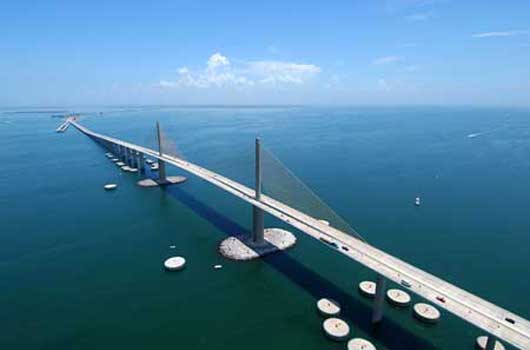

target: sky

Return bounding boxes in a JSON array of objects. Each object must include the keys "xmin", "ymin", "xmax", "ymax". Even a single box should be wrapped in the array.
[{"xmin": 1, "ymin": 0, "xmax": 530, "ymax": 106}]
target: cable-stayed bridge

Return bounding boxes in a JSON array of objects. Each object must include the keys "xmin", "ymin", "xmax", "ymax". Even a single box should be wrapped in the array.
[{"xmin": 69, "ymin": 119, "xmax": 530, "ymax": 350}]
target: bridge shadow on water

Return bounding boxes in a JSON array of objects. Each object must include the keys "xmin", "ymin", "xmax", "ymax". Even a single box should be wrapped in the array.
[{"xmin": 162, "ymin": 185, "xmax": 435, "ymax": 350}]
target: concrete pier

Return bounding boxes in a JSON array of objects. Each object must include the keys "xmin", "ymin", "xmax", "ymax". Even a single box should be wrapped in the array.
[
  {"xmin": 219, "ymin": 228, "xmax": 296, "ymax": 260},
  {"xmin": 136, "ymin": 152, "xmax": 144, "ymax": 172},
  {"xmin": 137, "ymin": 176, "xmax": 187, "ymax": 187},
  {"xmin": 323, "ymin": 318, "xmax": 350, "ymax": 341},
  {"xmin": 386, "ymin": 289, "xmax": 411, "ymax": 307},
  {"xmin": 359, "ymin": 281, "xmax": 376, "ymax": 298},
  {"xmin": 127, "ymin": 148, "xmax": 135, "ymax": 167},
  {"xmin": 120, "ymin": 145, "xmax": 126, "ymax": 162},
  {"xmin": 476, "ymin": 336, "xmax": 505, "ymax": 350},
  {"xmin": 164, "ymin": 256, "xmax": 186, "ymax": 271},
  {"xmin": 347, "ymin": 338, "xmax": 376, "ymax": 350},
  {"xmin": 252, "ymin": 137, "xmax": 265, "ymax": 244},
  {"xmin": 317, "ymin": 298, "xmax": 341, "ymax": 316},
  {"xmin": 126, "ymin": 148, "xmax": 133, "ymax": 167},
  {"xmin": 413, "ymin": 303, "xmax": 440, "ymax": 323},
  {"xmin": 372, "ymin": 275, "xmax": 386, "ymax": 324}
]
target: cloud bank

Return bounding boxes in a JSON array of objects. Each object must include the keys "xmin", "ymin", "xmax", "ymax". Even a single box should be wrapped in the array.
[
  {"xmin": 159, "ymin": 53, "xmax": 321, "ymax": 89},
  {"xmin": 472, "ymin": 30, "xmax": 528, "ymax": 38},
  {"xmin": 372, "ymin": 56, "xmax": 402, "ymax": 65}
]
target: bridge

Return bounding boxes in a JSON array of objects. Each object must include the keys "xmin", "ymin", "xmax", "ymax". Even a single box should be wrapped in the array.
[{"xmin": 69, "ymin": 119, "xmax": 530, "ymax": 350}]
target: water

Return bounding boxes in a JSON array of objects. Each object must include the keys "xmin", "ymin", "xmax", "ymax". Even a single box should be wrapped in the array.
[{"xmin": 1, "ymin": 106, "xmax": 529, "ymax": 350}]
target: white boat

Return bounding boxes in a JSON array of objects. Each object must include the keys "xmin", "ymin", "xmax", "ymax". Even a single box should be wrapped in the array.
[
  {"xmin": 150, "ymin": 163, "xmax": 159, "ymax": 171},
  {"xmin": 146, "ymin": 159, "xmax": 154, "ymax": 165},
  {"xmin": 104, "ymin": 183, "xmax": 118, "ymax": 191},
  {"xmin": 415, "ymin": 197, "xmax": 421, "ymax": 206}
]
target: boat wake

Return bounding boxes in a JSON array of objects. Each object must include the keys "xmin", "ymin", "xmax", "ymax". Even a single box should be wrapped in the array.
[{"xmin": 467, "ymin": 124, "xmax": 509, "ymax": 139}]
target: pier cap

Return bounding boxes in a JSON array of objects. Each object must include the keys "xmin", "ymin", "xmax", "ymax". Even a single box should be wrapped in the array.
[
  {"xmin": 386, "ymin": 289, "xmax": 411, "ymax": 306},
  {"xmin": 164, "ymin": 256, "xmax": 186, "ymax": 271},
  {"xmin": 322, "ymin": 318, "xmax": 350, "ymax": 341},
  {"xmin": 413, "ymin": 303, "xmax": 440, "ymax": 323},
  {"xmin": 358, "ymin": 281, "xmax": 376, "ymax": 298},
  {"xmin": 317, "ymin": 298, "xmax": 341, "ymax": 316},
  {"xmin": 476, "ymin": 336, "xmax": 505, "ymax": 350},
  {"xmin": 347, "ymin": 338, "xmax": 376, "ymax": 350}
]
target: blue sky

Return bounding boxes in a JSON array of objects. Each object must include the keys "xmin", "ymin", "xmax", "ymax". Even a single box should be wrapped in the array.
[{"xmin": 1, "ymin": 0, "xmax": 529, "ymax": 106}]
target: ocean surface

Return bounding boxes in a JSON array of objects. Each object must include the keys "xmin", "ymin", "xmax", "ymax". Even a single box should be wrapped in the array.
[{"xmin": 0, "ymin": 106, "xmax": 529, "ymax": 350}]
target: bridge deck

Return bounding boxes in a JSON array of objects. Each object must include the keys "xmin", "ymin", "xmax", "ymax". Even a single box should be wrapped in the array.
[{"xmin": 71, "ymin": 120, "xmax": 530, "ymax": 350}]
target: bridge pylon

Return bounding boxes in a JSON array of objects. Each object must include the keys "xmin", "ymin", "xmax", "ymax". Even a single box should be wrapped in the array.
[
  {"xmin": 252, "ymin": 137, "xmax": 265, "ymax": 244},
  {"xmin": 156, "ymin": 121, "xmax": 167, "ymax": 182}
]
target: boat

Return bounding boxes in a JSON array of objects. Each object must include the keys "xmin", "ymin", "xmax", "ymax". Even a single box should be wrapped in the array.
[
  {"xmin": 104, "ymin": 183, "xmax": 118, "ymax": 191},
  {"xmin": 415, "ymin": 197, "xmax": 421, "ymax": 206},
  {"xmin": 150, "ymin": 163, "xmax": 159, "ymax": 171}
]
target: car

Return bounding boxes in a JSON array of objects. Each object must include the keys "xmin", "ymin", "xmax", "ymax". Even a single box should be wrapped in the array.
[
  {"xmin": 505, "ymin": 317, "xmax": 516, "ymax": 324},
  {"xmin": 400, "ymin": 280, "xmax": 412, "ymax": 288},
  {"xmin": 319, "ymin": 237, "xmax": 338, "ymax": 249},
  {"xmin": 436, "ymin": 296, "xmax": 446, "ymax": 303}
]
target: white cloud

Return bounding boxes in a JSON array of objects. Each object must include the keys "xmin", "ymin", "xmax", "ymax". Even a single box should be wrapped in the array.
[
  {"xmin": 207, "ymin": 52, "xmax": 230, "ymax": 69},
  {"xmin": 399, "ymin": 43, "xmax": 418, "ymax": 48},
  {"xmin": 159, "ymin": 52, "xmax": 321, "ymax": 89},
  {"xmin": 248, "ymin": 60, "xmax": 320, "ymax": 85},
  {"xmin": 405, "ymin": 13, "xmax": 431, "ymax": 21},
  {"xmin": 378, "ymin": 79, "xmax": 391, "ymax": 91},
  {"xmin": 373, "ymin": 56, "xmax": 402, "ymax": 65},
  {"xmin": 266, "ymin": 45, "xmax": 280, "ymax": 54},
  {"xmin": 403, "ymin": 65, "xmax": 421, "ymax": 72},
  {"xmin": 472, "ymin": 30, "xmax": 527, "ymax": 38}
]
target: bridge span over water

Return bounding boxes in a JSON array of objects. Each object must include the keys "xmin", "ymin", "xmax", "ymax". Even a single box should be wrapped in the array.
[{"xmin": 69, "ymin": 120, "xmax": 530, "ymax": 350}]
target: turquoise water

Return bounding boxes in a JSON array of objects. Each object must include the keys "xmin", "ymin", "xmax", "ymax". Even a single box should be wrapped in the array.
[{"xmin": 1, "ymin": 106, "xmax": 529, "ymax": 349}]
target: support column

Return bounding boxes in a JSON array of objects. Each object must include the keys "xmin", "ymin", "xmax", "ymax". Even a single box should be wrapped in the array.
[
  {"xmin": 137, "ymin": 152, "xmax": 144, "ymax": 172},
  {"xmin": 372, "ymin": 274, "xmax": 386, "ymax": 324},
  {"xmin": 156, "ymin": 121, "xmax": 167, "ymax": 182},
  {"xmin": 125, "ymin": 148, "xmax": 132, "ymax": 166},
  {"xmin": 121, "ymin": 146, "xmax": 127, "ymax": 162},
  {"xmin": 131, "ymin": 150, "xmax": 138, "ymax": 168},
  {"xmin": 485, "ymin": 335, "xmax": 498, "ymax": 350},
  {"xmin": 252, "ymin": 137, "xmax": 264, "ymax": 244}
]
